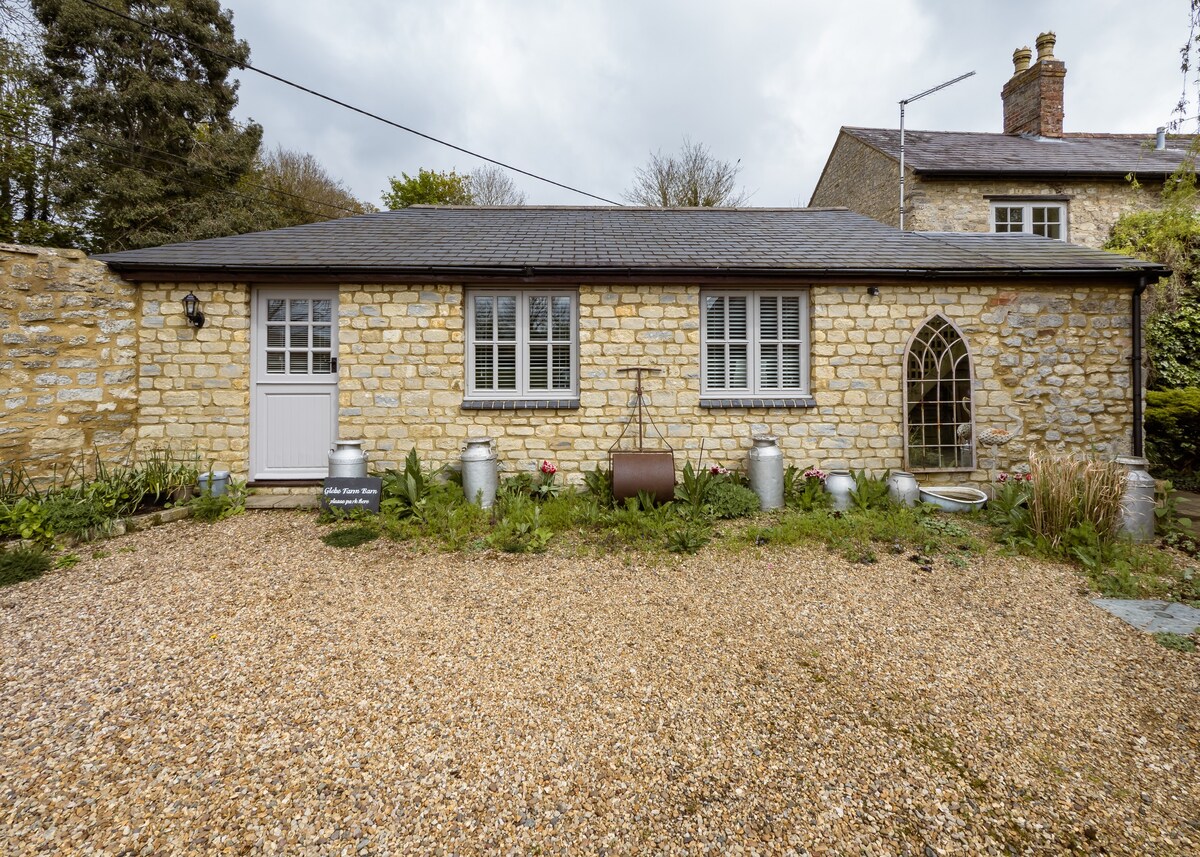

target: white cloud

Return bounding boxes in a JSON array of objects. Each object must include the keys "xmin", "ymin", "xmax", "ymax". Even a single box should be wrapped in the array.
[{"xmin": 222, "ymin": 0, "xmax": 1192, "ymax": 208}]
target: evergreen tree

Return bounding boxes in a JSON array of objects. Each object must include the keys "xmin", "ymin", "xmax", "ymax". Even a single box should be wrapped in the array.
[{"xmin": 31, "ymin": 0, "xmax": 262, "ymax": 251}]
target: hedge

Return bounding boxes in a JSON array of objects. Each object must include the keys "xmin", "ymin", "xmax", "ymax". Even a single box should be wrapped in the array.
[{"xmin": 1145, "ymin": 387, "xmax": 1200, "ymax": 477}]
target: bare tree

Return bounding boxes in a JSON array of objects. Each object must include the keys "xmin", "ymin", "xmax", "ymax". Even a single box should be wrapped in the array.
[
  {"xmin": 468, "ymin": 164, "xmax": 527, "ymax": 205},
  {"xmin": 625, "ymin": 137, "xmax": 750, "ymax": 207},
  {"xmin": 257, "ymin": 146, "xmax": 374, "ymax": 225}
]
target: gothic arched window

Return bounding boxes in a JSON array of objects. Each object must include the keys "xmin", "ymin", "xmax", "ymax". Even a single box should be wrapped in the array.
[{"xmin": 904, "ymin": 315, "xmax": 974, "ymax": 471}]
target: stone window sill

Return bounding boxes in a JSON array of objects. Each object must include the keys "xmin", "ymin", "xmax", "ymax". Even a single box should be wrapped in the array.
[
  {"xmin": 699, "ymin": 397, "xmax": 817, "ymax": 409},
  {"xmin": 461, "ymin": 398, "xmax": 580, "ymax": 411}
]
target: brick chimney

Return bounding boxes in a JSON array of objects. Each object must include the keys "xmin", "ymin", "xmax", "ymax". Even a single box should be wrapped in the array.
[{"xmin": 1001, "ymin": 32, "xmax": 1065, "ymax": 137}]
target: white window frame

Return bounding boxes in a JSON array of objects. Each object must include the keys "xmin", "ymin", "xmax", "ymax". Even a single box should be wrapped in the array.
[
  {"xmin": 989, "ymin": 201, "xmax": 1068, "ymax": 241},
  {"xmin": 700, "ymin": 289, "xmax": 811, "ymax": 398},
  {"xmin": 465, "ymin": 288, "xmax": 578, "ymax": 400}
]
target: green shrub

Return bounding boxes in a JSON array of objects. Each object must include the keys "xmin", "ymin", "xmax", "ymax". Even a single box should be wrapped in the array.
[
  {"xmin": 1154, "ymin": 632, "xmax": 1197, "ymax": 653},
  {"xmin": 848, "ymin": 469, "xmax": 892, "ymax": 512},
  {"xmin": 705, "ymin": 480, "xmax": 760, "ymax": 519},
  {"xmin": 0, "ymin": 546, "xmax": 51, "ymax": 586},
  {"xmin": 675, "ymin": 462, "xmax": 714, "ymax": 514},
  {"xmin": 322, "ymin": 525, "xmax": 380, "ymax": 548},
  {"xmin": 1145, "ymin": 387, "xmax": 1200, "ymax": 477},
  {"xmin": 380, "ymin": 448, "xmax": 429, "ymax": 520},
  {"xmin": 785, "ymin": 466, "xmax": 831, "ymax": 512},
  {"xmin": 582, "ymin": 466, "xmax": 614, "ymax": 508},
  {"xmin": 666, "ymin": 523, "xmax": 710, "ymax": 554},
  {"xmin": 40, "ymin": 494, "xmax": 112, "ymax": 538},
  {"xmin": 1146, "ymin": 300, "xmax": 1200, "ymax": 390},
  {"xmin": 0, "ymin": 497, "xmax": 53, "ymax": 544},
  {"xmin": 489, "ymin": 506, "xmax": 552, "ymax": 553},
  {"xmin": 190, "ymin": 479, "xmax": 247, "ymax": 523}
]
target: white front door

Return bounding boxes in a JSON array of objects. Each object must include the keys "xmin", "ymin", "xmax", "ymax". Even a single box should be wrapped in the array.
[{"xmin": 250, "ymin": 288, "xmax": 339, "ymax": 481}]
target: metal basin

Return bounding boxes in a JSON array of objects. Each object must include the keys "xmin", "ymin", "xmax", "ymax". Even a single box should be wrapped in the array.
[{"xmin": 918, "ymin": 486, "xmax": 988, "ymax": 513}]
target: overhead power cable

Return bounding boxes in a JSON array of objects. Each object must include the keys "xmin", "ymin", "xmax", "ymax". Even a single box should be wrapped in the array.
[{"xmin": 77, "ymin": 0, "xmax": 623, "ymax": 205}]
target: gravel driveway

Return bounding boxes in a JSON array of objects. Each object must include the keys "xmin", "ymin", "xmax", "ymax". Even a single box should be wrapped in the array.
[{"xmin": 2, "ymin": 512, "xmax": 1198, "ymax": 855}]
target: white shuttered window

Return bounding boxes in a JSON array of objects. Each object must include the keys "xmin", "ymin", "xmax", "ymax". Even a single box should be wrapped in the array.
[
  {"xmin": 467, "ymin": 290, "xmax": 576, "ymax": 399},
  {"xmin": 701, "ymin": 291, "xmax": 810, "ymax": 396}
]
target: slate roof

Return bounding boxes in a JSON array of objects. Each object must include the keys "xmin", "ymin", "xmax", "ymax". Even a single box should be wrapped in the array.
[
  {"xmin": 95, "ymin": 206, "xmax": 1164, "ymax": 280},
  {"xmin": 842, "ymin": 127, "xmax": 1196, "ymax": 177}
]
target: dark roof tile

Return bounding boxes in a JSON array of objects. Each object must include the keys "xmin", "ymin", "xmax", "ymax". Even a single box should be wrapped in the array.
[
  {"xmin": 95, "ymin": 206, "xmax": 1163, "ymax": 278},
  {"xmin": 844, "ymin": 127, "xmax": 1195, "ymax": 176}
]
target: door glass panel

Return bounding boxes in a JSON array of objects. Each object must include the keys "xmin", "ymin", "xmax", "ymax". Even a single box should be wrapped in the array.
[
  {"xmin": 289, "ymin": 351, "xmax": 308, "ymax": 373},
  {"xmin": 289, "ymin": 326, "xmax": 309, "ymax": 348},
  {"xmin": 266, "ymin": 325, "xmax": 285, "ymax": 348},
  {"xmin": 266, "ymin": 352, "xmax": 285, "ymax": 374},
  {"xmin": 312, "ymin": 299, "xmax": 332, "ymax": 322},
  {"xmin": 267, "ymin": 299, "xmax": 286, "ymax": 322},
  {"xmin": 290, "ymin": 299, "xmax": 309, "ymax": 322},
  {"xmin": 311, "ymin": 352, "xmax": 332, "ymax": 374},
  {"xmin": 312, "ymin": 326, "xmax": 331, "ymax": 349}
]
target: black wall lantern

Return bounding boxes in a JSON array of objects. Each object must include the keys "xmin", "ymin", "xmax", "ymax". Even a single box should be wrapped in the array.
[{"xmin": 182, "ymin": 292, "xmax": 205, "ymax": 328}]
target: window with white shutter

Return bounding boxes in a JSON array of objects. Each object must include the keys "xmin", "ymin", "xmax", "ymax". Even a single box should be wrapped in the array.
[
  {"xmin": 701, "ymin": 290, "xmax": 810, "ymax": 397},
  {"xmin": 466, "ymin": 290, "xmax": 577, "ymax": 400}
]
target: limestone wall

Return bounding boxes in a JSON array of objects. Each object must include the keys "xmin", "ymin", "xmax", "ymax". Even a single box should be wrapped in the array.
[
  {"xmin": 809, "ymin": 133, "xmax": 903, "ymax": 226},
  {"xmin": 148, "ymin": 280, "xmax": 1136, "ymax": 487},
  {"xmin": 900, "ymin": 176, "xmax": 1161, "ymax": 249},
  {"xmin": 0, "ymin": 245, "xmax": 139, "ymax": 480},
  {"xmin": 134, "ymin": 283, "xmax": 250, "ymax": 473}
]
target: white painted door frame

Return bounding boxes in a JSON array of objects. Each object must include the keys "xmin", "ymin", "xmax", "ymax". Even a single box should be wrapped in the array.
[{"xmin": 249, "ymin": 287, "xmax": 339, "ymax": 481}]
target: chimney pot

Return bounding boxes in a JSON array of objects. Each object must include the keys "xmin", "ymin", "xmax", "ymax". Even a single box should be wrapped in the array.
[
  {"xmin": 1002, "ymin": 33, "xmax": 1065, "ymax": 137},
  {"xmin": 1036, "ymin": 31, "xmax": 1057, "ymax": 62},
  {"xmin": 1156, "ymin": 126, "xmax": 1167, "ymax": 150}
]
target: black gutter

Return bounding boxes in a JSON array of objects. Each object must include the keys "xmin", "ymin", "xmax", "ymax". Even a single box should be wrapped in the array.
[
  {"xmin": 1132, "ymin": 275, "xmax": 1149, "ymax": 458},
  {"xmin": 99, "ymin": 263, "xmax": 1169, "ymax": 282}
]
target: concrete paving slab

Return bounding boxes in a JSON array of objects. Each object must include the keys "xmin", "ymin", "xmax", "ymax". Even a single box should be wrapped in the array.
[
  {"xmin": 1092, "ymin": 599, "xmax": 1200, "ymax": 635},
  {"xmin": 246, "ymin": 494, "xmax": 320, "ymax": 510}
]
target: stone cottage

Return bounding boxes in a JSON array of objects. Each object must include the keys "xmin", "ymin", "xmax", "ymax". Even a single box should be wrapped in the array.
[
  {"xmin": 74, "ymin": 205, "xmax": 1162, "ymax": 490},
  {"xmin": 809, "ymin": 32, "xmax": 1195, "ymax": 248}
]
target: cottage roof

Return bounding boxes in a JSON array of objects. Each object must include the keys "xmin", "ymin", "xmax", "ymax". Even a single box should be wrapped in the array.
[
  {"xmin": 842, "ymin": 126, "xmax": 1195, "ymax": 178},
  {"xmin": 96, "ymin": 206, "xmax": 1164, "ymax": 281}
]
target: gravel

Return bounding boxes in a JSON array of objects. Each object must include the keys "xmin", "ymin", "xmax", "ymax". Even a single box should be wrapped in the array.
[{"xmin": 2, "ymin": 512, "xmax": 1198, "ymax": 855}]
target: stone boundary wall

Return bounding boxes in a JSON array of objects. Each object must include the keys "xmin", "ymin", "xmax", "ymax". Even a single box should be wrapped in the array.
[
  {"xmin": 141, "ymin": 280, "xmax": 1136, "ymax": 488},
  {"xmin": 0, "ymin": 245, "xmax": 139, "ymax": 481}
]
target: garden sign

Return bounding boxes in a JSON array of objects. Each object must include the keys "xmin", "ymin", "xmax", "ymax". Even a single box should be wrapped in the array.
[{"xmin": 321, "ymin": 477, "xmax": 382, "ymax": 513}]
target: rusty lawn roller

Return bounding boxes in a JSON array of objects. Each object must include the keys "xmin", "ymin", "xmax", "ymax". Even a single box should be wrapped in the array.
[{"xmin": 609, "ymin": 366, "xmax": 675, "ymax": 505}]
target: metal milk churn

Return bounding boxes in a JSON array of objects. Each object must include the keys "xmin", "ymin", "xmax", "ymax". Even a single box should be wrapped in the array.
[
  {"xmin": 1115, "ymin": 455, "xmax": 1156, "ymax": 543},
  {"xmin": 328, "ymin": 440, "xmax": 368, "ymax": 478},
  {"xmin": 825, "ymin": 469, "xmax": 855, "ymax": 512},
  {"xmin": 461, "ymin": 436, "xmax": 498, "ymax": 508},
  {"xmin": 748, "ymin": 434, "xmax": 784, "ymax": 510},
  {"xmin": 887, "ymin": 470, "xmax": 920, "ymax": 507}
]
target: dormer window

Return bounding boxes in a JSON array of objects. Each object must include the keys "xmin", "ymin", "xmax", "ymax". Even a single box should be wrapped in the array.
[{"xmin": 990, "ymin": 201, "xmax": 1066, "ymax": 240}]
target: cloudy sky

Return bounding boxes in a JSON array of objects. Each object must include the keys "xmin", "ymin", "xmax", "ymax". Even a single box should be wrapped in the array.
[{"xmin": 220, "ymin": 0, "xmax": 1191, "ymax": 209}]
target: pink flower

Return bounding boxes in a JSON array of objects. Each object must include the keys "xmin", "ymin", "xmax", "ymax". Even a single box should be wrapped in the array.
[
  {"xmin": 540, "ymin": 460, "xmax": 557, "ymax": 476},
  {"xmin": 997, "ymin": 472, "xmax": 1009, "ymax": 483},
  {"xmin": 802, "ymin": 468, "xmax": 827, "ymax": 483},
  {"xmin": 710, "ymin": 465, "xmax": 730, "ymax": 476}
]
